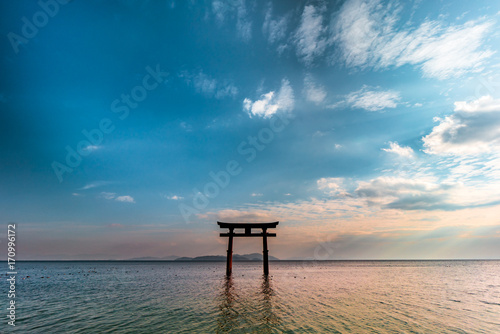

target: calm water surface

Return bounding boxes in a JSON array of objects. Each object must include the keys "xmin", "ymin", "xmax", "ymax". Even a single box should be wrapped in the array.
[{"xmin": 4, "ymin": 260, "xmax": 500, "ymax": 333}]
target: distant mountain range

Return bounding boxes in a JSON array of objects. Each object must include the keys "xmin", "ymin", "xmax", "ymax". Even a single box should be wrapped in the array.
[
  {"xmin": 126, "ymin": 253, "xmax": 279, "ymax": 261},
  {"xmin": 127, "ymin": 255, "xmax": 180, "ymax": 261}
]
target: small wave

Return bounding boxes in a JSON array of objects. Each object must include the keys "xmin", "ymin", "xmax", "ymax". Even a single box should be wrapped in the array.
[{"xmin": 480, "ymin": 300, "xmax": 500, "ymax": 306}]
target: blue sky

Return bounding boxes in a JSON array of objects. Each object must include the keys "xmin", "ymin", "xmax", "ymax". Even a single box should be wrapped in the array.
[{"xmin": 1, "ymin": 0, "xmax": 500, "ymax": 260}]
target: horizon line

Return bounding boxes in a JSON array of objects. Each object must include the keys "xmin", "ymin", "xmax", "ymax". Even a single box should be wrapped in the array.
[{"xmin": 5, "ymin": 258, "xmax": 500, "ymax": 262}]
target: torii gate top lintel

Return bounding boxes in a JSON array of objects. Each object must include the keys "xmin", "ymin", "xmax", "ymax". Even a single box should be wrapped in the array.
[
  {"xmin": 217, "ymin": 221, "xmax": 279, "ymax": 276},
  {"xmin": 217, "ymin": 221, "xmax": 279, "ymax": 229},
  {"xmin": 217, "ymin": 221, "xmax": 278, "ymax": 237}
]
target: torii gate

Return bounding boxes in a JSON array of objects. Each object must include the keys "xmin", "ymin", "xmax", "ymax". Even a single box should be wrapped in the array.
[{"xmin": 218, "ymin": 221, "xmax": 279, "ymax": 276}]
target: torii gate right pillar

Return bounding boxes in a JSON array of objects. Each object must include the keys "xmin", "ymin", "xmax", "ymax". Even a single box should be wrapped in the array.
[
  {"xmin": 226, "ymin": 228, "xmax": 234, "ymax": 276},
  {"xmin": 262, "ymin": 228, "xmax": 269, "ymax": 275}
]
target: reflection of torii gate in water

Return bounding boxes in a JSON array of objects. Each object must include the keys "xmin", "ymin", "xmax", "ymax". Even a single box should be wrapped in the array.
[{"xmin": 218, "ymin": 221, "xmax": 279, "ymax": 276}]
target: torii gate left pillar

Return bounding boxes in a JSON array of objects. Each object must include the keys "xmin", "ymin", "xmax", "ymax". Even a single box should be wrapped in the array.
[{"xmin": 218, "ymin": 221, "xmax": 279, "ymax": 276}]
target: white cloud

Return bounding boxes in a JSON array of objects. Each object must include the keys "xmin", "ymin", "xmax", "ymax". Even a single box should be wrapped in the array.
[
  {"xmin": 454, "ymin": 95, "xmax": 500, "ymax": 112},
  {"xmin": 423, "ymin": 95, "xmax": 500, "ymax": 155},
  {"xmin": 100, "ymin": 192, "xmax": 116, "ymax": 200},
  {"xmin": 303, "ymin": 74, "xmax": 327, "ymax": 104},
  {"xmin": 115, "ymin": 195, "xmax": 135, "ymax": 203},
  {"xmin": 166, "ymin": 195, "xmax": 183, "ymax": 200},
  {"xmin": 333, "ymin": 0, "xmax": 494, "ymax": 79},
  {"xmin": 398, "ymin": 21, "xmax": 494, "ymax": 79},
  {"xmin": 317, "ymin": 177, "xmax": 348, "ymax": 196},
  {"xmin": 181, "ymin": 71, "xmax": 238, "ymax": 99},
  {"xmin": 354, "ymin": 174, "xmax": 500, "ymax": 211},
  {"xmin": 333, "ymin": 0, "xmax": 390, "ymax": 68},
  {"xmin": 343, "ymin": 85, "xmax": 401, "ymax": 111},
  {"xmin": 243, "ymin": 79, "xmax": 294, "ymax": 118},
  {"xmin": 294, "ymin": 4, "xmax": 328, "ymax": 66},
  {"xmin": 251, "ymin": 193, "xmax": 263, "ymax": 197},
  {"xmin": 382, "ymin": 141, "xmax": 414, "ymax": 158},
  {"xmin": 356, "ymin": 177, "xmax": 437, "ymax": 198},
  {"xmin": 262, "ymin": 5, "xmax": 288, "ymax": 45},
  {"xmin": 355, "ymin": 176, "xmax": 455, "ymax": 210},
  {"xmin": 83, "ymin": 145, "xmax": 100, "ymax": 152}
]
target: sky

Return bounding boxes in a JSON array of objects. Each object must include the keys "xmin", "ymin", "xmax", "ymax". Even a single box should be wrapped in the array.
[{"xmin": 1, "ymin": 0, "xmax": 500, "ymax": 260}]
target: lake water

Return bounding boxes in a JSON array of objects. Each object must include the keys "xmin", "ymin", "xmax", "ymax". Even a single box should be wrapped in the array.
[{"xmin": 4, "ymin": 260, "xmax": 500, "ymax": 333}]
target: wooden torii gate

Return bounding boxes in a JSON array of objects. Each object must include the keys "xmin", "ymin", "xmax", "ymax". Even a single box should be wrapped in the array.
[{"xmin": 218, "ymin": 221, "xmax": 279, "ymax": 276}]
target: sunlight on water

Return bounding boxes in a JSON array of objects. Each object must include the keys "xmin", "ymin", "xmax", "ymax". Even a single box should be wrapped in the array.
[{"xmin": 5, "ymin": 261, "xmax": 500, "ymax": 333}]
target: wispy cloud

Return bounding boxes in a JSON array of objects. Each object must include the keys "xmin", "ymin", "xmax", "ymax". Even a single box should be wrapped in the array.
[
  {"xmin": 192, "ymin": 72, "xmax": 216, "ymax": 95},
  {"xmin": 80, "ymin": 180, "xmax": 112, "ymax": 190},
  {"xmin": 262, "ymin": 4, "xmax": 288, "ymax": 45},
  {"xmin": 235, "ymin": 0, "xmax": 251, "ymax": 41},
  {"xmin": 382, "ymin": 141, "xmax": 414, "ymax": 158},
  {"xmin": 332, "ymin": 0, "xmax": 400, "ymax": 68},
  {"xmin": 332, "ymin": 0, "xmax": 494, "ymax": 79},
  {"xmin": 179, "ymin": 121, "xmax": 192, "ymax": 132},
  {"xmin": 214, "ymin": 84, "xmax": 239, "ymax": 99},
  {"xmin": 212, "ymin": 0, "xmax": 227, "ymax": 23},
  {"xmin": 294, "ymin": 4, "xmax": 328, "ymax": 66},
  {"xmin": 335, "ymin": 85, "xmax": 401, "ymax": 111},
  {"xmin": 100, "ymin": 192, "xmax": 116, "ymax": 200},
  {"xmin": 204, "ymin": 194, "xmax": 500, "ymax": 236},
  {"xmin": 243, "ymin": 78, "xmax": 294, "ymax": 118},
  {"xmin": 423, "ymin": 95, "xmax": 500, "ymax": 155},
  {"xmin": 198, "ymin": 209, "xmax": 275, "ymax": 222},
  {"xmin": 303, "ymin": 74, "xmax": 327, "ymax": 104},
  {"xmin": 99, "ymin": 192, "xmax": 135, "ymax": 203},
  {"xmin": 212, "ymin": 0, "xmax": 252, "ymax": 41},
  {"xmin": 180, "ymin": 70, "xmax": 238, "ymax": 99}
]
